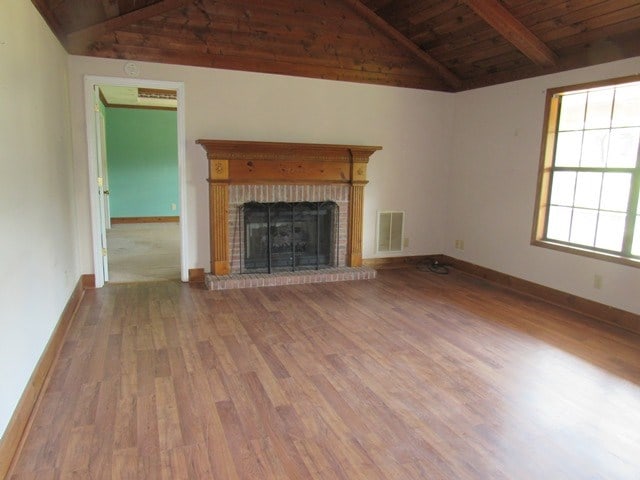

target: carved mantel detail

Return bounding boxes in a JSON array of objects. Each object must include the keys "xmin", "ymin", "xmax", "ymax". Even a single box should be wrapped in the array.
[{"xmin": 196, "ymin": 139, "xmax": 382, "ymax": 275}]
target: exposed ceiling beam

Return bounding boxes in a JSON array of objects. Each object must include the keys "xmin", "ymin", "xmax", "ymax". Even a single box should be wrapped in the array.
[
  {"xmin": 340, "ymin": 0, "xmax": 463, "ymax": 90},
  {"xmin": 65, "ymin": 0, "xmax": 191, "ymax": 53},
  {"xmin": 462, "ymin": 0, "xmax": 557, "ymax": 67}
]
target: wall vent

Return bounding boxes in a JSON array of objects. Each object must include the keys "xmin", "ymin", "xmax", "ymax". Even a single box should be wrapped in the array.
[{"xmin": 377, "ymin": 211, "xmax": 404, "ymax": 253}]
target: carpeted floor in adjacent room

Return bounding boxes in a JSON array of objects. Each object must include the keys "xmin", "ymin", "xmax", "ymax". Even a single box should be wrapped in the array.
[{"xmin": 106, "ymin": 222, "xmax": 180, "ymax": 283}]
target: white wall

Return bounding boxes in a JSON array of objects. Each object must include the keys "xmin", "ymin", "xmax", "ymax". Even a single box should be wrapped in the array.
[
  {"xmin": 0, "ymin": 1, "xmax": 77, "ymax": 436},
  {"xmin": 67, "ymin": 56, "xmax": 455, "ymax": 272},
  {"xmin": 447, "ymin": 57, "xmax": 640, "ymax": 315}
]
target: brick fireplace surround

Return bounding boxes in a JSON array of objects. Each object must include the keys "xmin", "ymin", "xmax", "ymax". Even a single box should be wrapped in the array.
[{"xmin": 196, "ymin": 140, "xmax": 381, "ymax": 290}]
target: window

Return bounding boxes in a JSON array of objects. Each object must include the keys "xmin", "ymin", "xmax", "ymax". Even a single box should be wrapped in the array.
[{"xmin": 533, "ymin": 75, "xmax": 640, "ymax": 267}]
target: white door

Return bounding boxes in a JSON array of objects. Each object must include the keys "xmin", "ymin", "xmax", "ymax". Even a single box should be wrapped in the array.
[
  {"xmin": 94, "ymin": 85, "xmax": 109, "ymax": 282},
  {"xmin": 98, "ymin": 107, "xmax": 111, "ymax": 230}
]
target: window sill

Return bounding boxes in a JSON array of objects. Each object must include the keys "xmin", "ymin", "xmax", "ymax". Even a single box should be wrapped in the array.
[{"xmin": 531, "ymin": 239, "xmax": 640, "ymax": 269}]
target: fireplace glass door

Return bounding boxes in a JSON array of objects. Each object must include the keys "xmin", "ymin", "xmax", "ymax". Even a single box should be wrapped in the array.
[{"xmin": 243, "ymin": 201, "xmax": 338, "ymax": 273}]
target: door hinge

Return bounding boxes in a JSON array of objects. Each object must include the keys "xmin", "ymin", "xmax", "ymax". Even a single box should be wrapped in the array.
[
  {"xmin": 102, "ymin": 247, "xmax": 108, "ymax": 257},
  {"xmin": 94, "ymin": 103, "xmax": 100, "ymax": 113}
]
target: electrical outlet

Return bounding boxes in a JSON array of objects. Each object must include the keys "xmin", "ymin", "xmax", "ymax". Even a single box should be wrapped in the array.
[
  {"xmin": 593, "ymin": 274, "xmax": 603, "ymax": 290},
  {"xmin": 171, "ymin": 203, "xmax": 177, "ymax": 211},
  {"xmin": 455, "ymin": 239, "xmax": 465, "ymax": 251},
  {"xmin": 403, "ymin": 237, "xmax": 409, "ymax": 248}
]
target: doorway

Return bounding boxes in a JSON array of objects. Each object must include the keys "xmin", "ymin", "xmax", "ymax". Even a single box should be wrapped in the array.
[{"xmin": 84, "ymin": 76, "xmax": 187, "ymax": 287}]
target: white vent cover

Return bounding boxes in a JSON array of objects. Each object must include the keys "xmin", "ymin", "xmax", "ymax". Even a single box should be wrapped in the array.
[{"xmin": 377, "ymin": 211, "xmax": 404, "ymax": 253}]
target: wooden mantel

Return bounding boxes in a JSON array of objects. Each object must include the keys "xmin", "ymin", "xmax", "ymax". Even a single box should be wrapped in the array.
[{"xmin": 196, "ymin": 139, "xmax": 382, "ymax": 275}]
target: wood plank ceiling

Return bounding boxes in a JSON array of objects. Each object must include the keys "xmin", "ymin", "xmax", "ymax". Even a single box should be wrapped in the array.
[{"xmin": 32, "ymin": 0, "xmax": 640, "ymax": 91}]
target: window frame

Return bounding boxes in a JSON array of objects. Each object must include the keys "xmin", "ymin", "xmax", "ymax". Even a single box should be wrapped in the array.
[{"xmin": 531, "ymin": 74, "xmax": 640, "ymax": 268}]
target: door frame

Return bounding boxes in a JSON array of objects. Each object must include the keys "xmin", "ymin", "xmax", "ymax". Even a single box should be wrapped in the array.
[{"xmin": 84, "ymin": 75, "xmax": 188, "ymax": 287}]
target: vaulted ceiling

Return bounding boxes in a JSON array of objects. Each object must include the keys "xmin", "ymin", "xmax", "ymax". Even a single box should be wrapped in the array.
[{"xmin": 32, "ymin": 0, "xmax": 640, "ymax": 91}]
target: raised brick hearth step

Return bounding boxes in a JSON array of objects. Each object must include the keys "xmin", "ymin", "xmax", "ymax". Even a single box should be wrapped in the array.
[{"xmin": 205, "ymin": 266, "xmax": 376, "ymax": 291}]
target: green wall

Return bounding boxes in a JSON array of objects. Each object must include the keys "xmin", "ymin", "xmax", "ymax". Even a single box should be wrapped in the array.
[{"xmin": 105, "ymin": 107, "xmax": 178, "ymax": 217}]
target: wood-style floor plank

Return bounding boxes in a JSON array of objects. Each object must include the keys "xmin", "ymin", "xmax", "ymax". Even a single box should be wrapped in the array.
[{"xmin": 7, "ymin": 269, "xmax": 640, "ymax": 479}]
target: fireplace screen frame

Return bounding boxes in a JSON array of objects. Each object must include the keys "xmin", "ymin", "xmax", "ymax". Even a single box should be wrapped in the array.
[{"xmin": 241, "ymin": 201, "xmax": 339, "ymax": 274}]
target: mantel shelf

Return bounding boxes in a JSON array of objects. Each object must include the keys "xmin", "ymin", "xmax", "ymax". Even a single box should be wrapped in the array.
[{"xmin": 196, "ymin": 139, "xmax": 381, "ymax": 185}]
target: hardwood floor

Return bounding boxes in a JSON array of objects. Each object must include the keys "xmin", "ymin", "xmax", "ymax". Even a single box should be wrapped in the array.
[{"xmin": 8, "ymin": 269, "xmax": 640, "ymax": 479}]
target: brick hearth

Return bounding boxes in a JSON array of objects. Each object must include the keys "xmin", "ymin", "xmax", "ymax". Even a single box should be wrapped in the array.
[{"xmin": 205, "ymin": 266, "xmax": 376, "ymax": 290}]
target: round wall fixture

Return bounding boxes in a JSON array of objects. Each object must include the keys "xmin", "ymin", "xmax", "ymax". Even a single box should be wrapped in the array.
[{"xmin": 123, "ymin": 62, "xmax": 139, "ymax": 77}]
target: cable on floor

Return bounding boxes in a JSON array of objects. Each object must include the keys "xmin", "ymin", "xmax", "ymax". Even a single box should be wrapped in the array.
[{"xmin": 417, "ymin": 258, "xmax": 450, "ymax": 275}]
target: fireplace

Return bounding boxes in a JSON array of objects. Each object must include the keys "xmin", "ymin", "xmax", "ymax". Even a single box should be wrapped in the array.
[
  {"xmin": 228, "ymin": 185, "xmax": 349, "ymax": 274},
  {"xmin": 242, "ymin": 201, "xmax": 338, "ymax": 273},
  {"xmin": 196, "ymin": 139, "xmax": 381, "ymax": 277}
]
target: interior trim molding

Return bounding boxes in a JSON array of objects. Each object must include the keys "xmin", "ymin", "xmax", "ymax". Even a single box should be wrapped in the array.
[
  {"xmin": 104, "ymin": 103, "xmax": 177, "ymax": 111},
  {"xmin": 111, "ymin": 216, "xmax": 179, "ymax": 224},
  {"xmin": 188, "ymin": 268, "xmax": 205, "ymax": 285},
  {"xmin": 0, "ymin": 275, "xmax": 92, "ymax": 478},
  {"xmin": 442, "ymin": 256, "xmax": 639, "ymax": 336},
  {"xmin": 81, "ymin": 273, "xmax": 96, "ymax": 289},
  {"xmin": 363, "ymin": 255, "xmax": 442, "ymax": 269}
]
